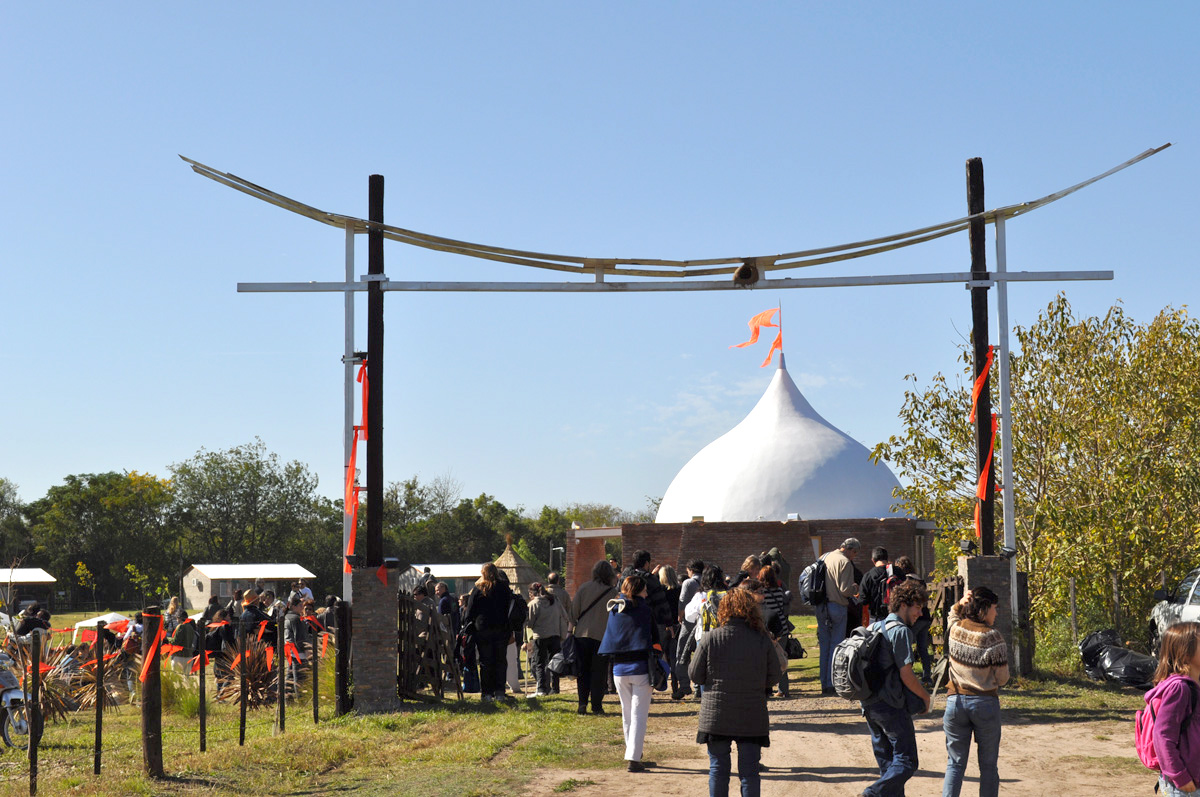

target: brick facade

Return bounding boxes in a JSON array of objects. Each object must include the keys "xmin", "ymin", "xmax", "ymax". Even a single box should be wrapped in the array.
[
  {"xmin": 350, "ymin": 567, "xmax": 402, "ymax": 713},
  {"xmin": 957, "ymin": 555, "xmax": 1034, "ymax": 676},
  {"xmin": 566, "ymin": 518, "xmax": 934, "ymax": 596}
]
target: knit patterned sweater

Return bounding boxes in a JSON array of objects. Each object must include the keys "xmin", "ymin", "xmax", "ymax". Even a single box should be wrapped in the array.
[{"xmin": 945, "ymin": 607, "xmax": 1010, "ymax": 697}]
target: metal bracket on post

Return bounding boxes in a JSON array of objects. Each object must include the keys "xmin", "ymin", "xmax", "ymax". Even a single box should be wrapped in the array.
[{"xmin": 965, "ymin": 279, "xmax": 994, "ymax": 289}]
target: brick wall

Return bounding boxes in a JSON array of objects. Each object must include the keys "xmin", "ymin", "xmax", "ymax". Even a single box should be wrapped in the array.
[
  {"xmin": 566, "ymin": 519, "xmax": 935, "ymax": 597},
  {"xmin": 957, "ymin": 555, "xmax": 1034, "ymax": 675},
  {"xmin": 350, "ymin": 568, "xmax": 402, "ymax": 713}
]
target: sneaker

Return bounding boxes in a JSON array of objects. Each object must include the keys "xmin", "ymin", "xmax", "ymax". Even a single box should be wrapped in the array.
[
  {"xmin": 536, "ymin": 691, "xmax": 550, "ymax": 697},
  {"xmin": 627, "ymin": 760, "xmax": 647, "ymax": 773},
  {"xmin": 591, "ymin": 706, "xmax": 606, "ymax": 715},
  {"xmin": 481, "ymin": 694, "xmax": 494, "ymax": 704}
]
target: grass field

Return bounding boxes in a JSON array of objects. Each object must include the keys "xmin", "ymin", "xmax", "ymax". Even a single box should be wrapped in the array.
[{"xmin": 0, "ymin": 613, "xmax": 1148, "ymax": 795}]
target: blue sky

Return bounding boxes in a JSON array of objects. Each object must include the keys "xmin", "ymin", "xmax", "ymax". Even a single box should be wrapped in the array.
[{"xmin": 2, "ymin": 4, "xmax": 1195, "ymax": 516}]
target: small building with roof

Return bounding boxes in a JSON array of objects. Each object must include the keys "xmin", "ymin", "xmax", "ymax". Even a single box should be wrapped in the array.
[
  {"xmin": 494, "ymin": 541, "xmax": 542, "ymax": 600},
  {"xmin": 397, "ymin": 563, "xmax": 485, "ymax": 597},
  {"xmin": 0, "ymin": 567, "xmax": 57, "ymax": 613},
  {"xmin": 183, "ymin": 563, "xmax": 316, "ymax": 610}
]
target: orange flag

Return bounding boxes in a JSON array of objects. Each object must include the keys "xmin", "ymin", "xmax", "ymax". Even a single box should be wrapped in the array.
[
  {"xmin": 760, "ymin": 331, "xmax": 783, "ymax": 368},
  {"xmin": 730, "ymin": 309, "xmax": 779, "ymax": 349}
]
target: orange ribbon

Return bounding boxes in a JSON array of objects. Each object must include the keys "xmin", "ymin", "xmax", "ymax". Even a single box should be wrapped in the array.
[
  {"xmin": 161, "ymin": 644, "xmax": 183, "ymax": 658},
  {"xmin": 376, "ymin": 563, "xmax": 388, "ymax": 586},
  {"xmin": 26, "ymin": 663, "xmax": 53, "ymax": 675},
  {"xmin": 760, "ymin": 331, "xmax": 783, "ymax": 368},
  {"xmin": 284, "ymin": 642, "xmax": 301, "ymax": 665},
  {"xmin": 190, "ymin": 651, "xmax": 211, "ymax": 674},
  {"xmin": 263, "ymin": 646, "xmax": 276, "ymax": 671},
  {"xmin": 82, "ymin": 652, "xmax": 119, "ymax": 668},
  {"xmin": 139, "ymin": 618, "xmax": 166, "ymax": 683},
  {"xmin": 206, "ymin": 620, "xmax": 229, "ymax": 629},
  {"xmin": 321, "ymin": 633, "xmax": 330, "ymax": 658},
  {"xmin": 974, "ymin": 412, "xmax": 998, "ymax": 538},
  {"xmin": 357, "ymin": 360, "xmax": 369, "ymax": 441},
  {"xmin": 969, "ymin": 346, "xmax": 995, "ymax": 423},
  {"xmin": 257, "ymin": 620, "xmax": 269, "ymax": 642},
  {"xmin": 303, "ymin": 616, "xmax": 325, "ymax": 633},
  {"xmin": 730, "ymin": 309, "xmax": 779, "ymax": 349}
]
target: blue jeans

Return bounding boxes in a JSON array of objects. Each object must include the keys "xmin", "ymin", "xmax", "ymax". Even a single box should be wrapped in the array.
[
  {"xmin": 1161, "ymin": 775, "xmax": 1191, "ymax": 796},
  {"xmin": 863, "ymin": 700, "xmax": 918, "ymax": 796},
  {"xmin": 815, "ymin": 601, "xmax": 848, "ymax": 690},
  {"xmin": 943, "ymin": 694, "xmax": 1001, "ymax": 797},
  {"xmin": 707, "ymin": 739, "xmax": 761, "ymax": 797}
]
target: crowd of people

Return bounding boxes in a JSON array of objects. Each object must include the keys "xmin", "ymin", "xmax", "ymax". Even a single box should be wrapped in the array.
[{"xmin": 448, "ymin": 543, "xmax": 1018, "ymax": 797}]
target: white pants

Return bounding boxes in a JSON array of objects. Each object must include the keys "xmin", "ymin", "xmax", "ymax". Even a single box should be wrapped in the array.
[
  {"xmin": 614, "ymin": 673, "xmax": 651, "ymax": 762},
  {"xmin": 506, "ymin": 640, "xmax": 522, "ymax": 692}
]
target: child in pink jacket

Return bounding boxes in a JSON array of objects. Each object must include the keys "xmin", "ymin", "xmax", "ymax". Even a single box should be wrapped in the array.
[{"xmin": 1145, "ymin": 621, "xmax": 1200, "ymax": 795}]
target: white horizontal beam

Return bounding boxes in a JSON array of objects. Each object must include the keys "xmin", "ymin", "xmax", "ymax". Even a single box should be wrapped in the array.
[{"xmin": 237, "ymin": 270, "xmax": 1113, "ymax": 294}]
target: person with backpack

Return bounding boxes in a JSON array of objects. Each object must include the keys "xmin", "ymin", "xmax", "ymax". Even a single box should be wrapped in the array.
[
  {"xmin": 683, "ymin": 566, "xmax": 729, "ymax": 696},
  {"xmin": 573, "ymin": 560, "xmax": 618, "ymax": 715},
  {"xmin": 599, "ymin": 575, "xmax": 661, "ymax": 773},
  {"xmin": 1142, "ymin": 621, "xmax": 1200, "ymax": 796},
  {"xmin": 526, "ymin": 582, "xmax": 569, "ymax": 697},
  {"xmin": 859, "ymin": 548, "xmax": 890, "ymax": 623},
  {"xmin": 943, "ymin": 586, "xmax": 1010, "ymax": 797},
  {"xmin": 689, "ymin": 587, "xmax": 782, "ymax": 797},
  {"xmin": 859, "ymin": 579, "xmax": 931, "ymax": 797},
  {"xmin": 621, "ymin": 550, "xmax": 675, "ymax": 627},
  {"xmin": 674, "ymin": 559, "xmax": 705, "ymax": 701},
  {"xmin": 816, "ymin": 538, "xmax": 861, "ymax": 696}
]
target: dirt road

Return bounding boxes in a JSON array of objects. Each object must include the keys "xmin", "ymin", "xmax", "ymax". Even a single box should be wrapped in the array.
[{"xmin": 529, "ymin": 691, "xmax": 1150, "ymax": 796}]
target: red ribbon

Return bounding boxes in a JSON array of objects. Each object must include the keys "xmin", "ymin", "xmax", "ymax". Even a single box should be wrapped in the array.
[
  {"xmin": 263, "ymin": 646, "xmax": 275, "ymax": 671},
  {"xmin": 321, "ymin": 633, "xmax": 330, "ymax": 658},
  {"xmin": 284, "ymin": 642, "xmax": 301, "ymax": 665},
  {"xmin": 161, "ymin": 644, "xmax": 183, "ymax": 658},
  {"xmin": 376, "ymin": 563, "xmax": 388, "ymax": 586},
  {"xmin": 82, "ymin": 652, "xmax": 119, "ymax": 668},
  {"xmin": 206, "ymin": 620, "xmax": 229, "ymax": 629},
  {"xmin": 974, "ymin": 412, "xmax": 998, "ymax": 538},
  {"xmin": 256, "ymin": 620, "xmax": 269, "ymax": 642},
  {"xmin": 26, "ymin": 663, "xmax": 53, "ymax": 675},
  {"xmin": 357, "ymin": 360, "xmax": 369, "ymax": 441},
  {"xmin": 969, "ymin": 346, "xmax": 995, "ymax": 423},
  {"xmin": 190, "ymin": 651, "xmax": 211, "ymax": 674},
  {"xmin": 303, "ymin": 616, "xmax": 325, "ymax": 633},
  {"xmin": 139, "ymin": 618, "xmax": 166, "ymax": 683}
]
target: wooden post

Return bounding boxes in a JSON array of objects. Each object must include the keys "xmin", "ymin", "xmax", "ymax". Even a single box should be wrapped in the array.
[
  {"xmin": 29, "ymin": 629, "xmax": 41, "ymax": 796},
  {"xmin": 238, "ymin": 630, "xmax": 247, "ymax": 746},
  {"xmin": 93, "ymin": 621, "xmax": 105, "ymax": 775},
  {"xmin": 366, "ymin": 173, "xmax": 385, "ymax": 568},
  {"xmin": 1069, "ymin": 577, "xmax": 1079, "ymax": 649},
  {"xmin": 967, "ymin": 157, "xmax": 996, "ymax": 555},
  {"xmin": 312, "ymin": 633, "xmax": 319, "ymax": 725},
  {"xmin": 335, "ymin": 600, "xmax": 350, "ymax": 716},
  {"xmin": 275, "ymin": 618, "xmax": 285, "ymax": 735},
  {"xmin": 197, "ymin": 620, "xmax": 207, "ymax": 752},
  {"xmin": 1112, "ymin": 572, "xmax": 1122, "ymax": 635},
  {"xmin": 141, "ymin": 607, "xmax": 164, "ymax": 779}
]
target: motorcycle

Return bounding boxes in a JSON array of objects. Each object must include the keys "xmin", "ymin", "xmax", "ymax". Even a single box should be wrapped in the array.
[{"xmin": 0, "ymin": 651, "xmax": 30, "ymax": 749}]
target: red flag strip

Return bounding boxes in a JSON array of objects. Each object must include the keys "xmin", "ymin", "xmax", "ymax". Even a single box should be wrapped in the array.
[
  {"xmin": 321, "ymin": 633, "xmax": 330, "ymax": 658},
  {"xmin": 376, "ymin": 563, "xmax": 388, "ymax": 586},
  {"xmin": 974, "ymin": 412, "xmax": 999, "ymax": 538},
  {"xmin": 357, "ymin": 360, "xmax": 369, "ymax": 441},
  {"xmin": 969, "ymin": 346, "xmax": 995, "ymax": 423},
  {"xmin": 284, "ymin": 642, "xmax": 301, "ymax": 665},
  {"xmin": 257, "ymin": 621, "xmax": 269, "ymax": 642},
  {"xmin": 760, "ymin": 331, "xmax": 783, "ymax": 368},
  {"xmin": 190, "ymin": 651, "xmax": 211, "ymax": 674},
  {"xmin": 161, "ymin": 644, "xmax": 183, "ymax": 658},
  {"xmin": 139, "ymin": 619, "xmax": 166, "ymax": 683},
  {"xmin": 303, "ymin": 616, "xmax": 325, "ymax": 633},
  {"xmin": 730, "ymin": 308, "xmax": 779, "ymax": 349}
]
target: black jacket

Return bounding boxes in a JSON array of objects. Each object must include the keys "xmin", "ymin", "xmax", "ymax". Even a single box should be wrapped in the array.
[
  {"xmin": 465, "ymin": 581, "xmax": 515, "ymax": 634},
  {"xmin": 621, "ymin": 567, "xmax": 674, "ymax": 626},
  {"xmin": 860, "ymin": 565, "xmax": 890, "ymax": 618}
]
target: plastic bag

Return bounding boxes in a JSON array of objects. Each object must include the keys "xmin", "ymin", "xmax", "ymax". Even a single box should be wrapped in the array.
[{"xmin": 1079, "ymin": 628, "xmax": 1155, "ymax": 689}]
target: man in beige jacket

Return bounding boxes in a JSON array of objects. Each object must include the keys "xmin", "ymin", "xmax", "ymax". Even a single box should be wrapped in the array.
[{"xmin": 816, "ymin": 537, "xmax": 860, "ymax": 695}]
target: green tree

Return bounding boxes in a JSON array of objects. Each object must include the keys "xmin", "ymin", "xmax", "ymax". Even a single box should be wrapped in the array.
[
  {"xmin": 170, "ymin": 438, "xmax": 319, "ymax": 564},
  {"xmin": 0, "ymin": 478, "xmax": 31, "ymax": 564},
  {"xmin": 26, "ymin": 471, "xmax": 177, "ymax": 604},
  {"xmin": 872, "ymin": 296, "xmax": 1200, "ymax": 643}
]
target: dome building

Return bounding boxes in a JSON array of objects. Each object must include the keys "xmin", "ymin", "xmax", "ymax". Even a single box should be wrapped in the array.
[{"xmin": 655, "ymin": 353, "xmax": 902, "ymax": 523}]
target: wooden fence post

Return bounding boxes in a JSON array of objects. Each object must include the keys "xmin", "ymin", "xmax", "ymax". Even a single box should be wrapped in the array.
[
  {"xmin": 275, "ymin": 618, "xmax": 285, "ymax": 735},
  {"xmin": 198, "ymin": 620, "xmax": 207, "ymax": 752},
  {"xmin": 29, "ymin": 628, "xmax": 42, "ymax": 796},
  {"xmin": 141, "ymin": 607, "xmax": 164, "ymax": 779},
  {"xmin": 238, "ymin": 630, "xmax": 247, "ymax": 746},
  {"xmin": 94, "ymin": 620, "xmax": 105, "ymax": 775},
  {"xmin": 335, "ymin": 600, "xmax": 350, "ymax": 716}
]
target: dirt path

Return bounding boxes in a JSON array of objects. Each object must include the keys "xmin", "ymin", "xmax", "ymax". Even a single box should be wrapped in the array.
[{"xmin": 529, "ymin": 692, "xmax": 1151, "ymax": 796}]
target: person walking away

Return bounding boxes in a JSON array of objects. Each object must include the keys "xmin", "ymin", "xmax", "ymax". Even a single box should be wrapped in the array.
[
  {"xmin": 464, "ymin": 563, "xmax": 515, "ymax": 704},
  {"xmin": 689, "ymin": 588, "xmax": 781, "ymax": 797},
  {"xmin": 498, "ymin": 571, "xmax": 527, "ymax": 697},
  {"xmin": 199, "ymin": 609, "xmax": 236, "ymax": 693},
  {"xmin": 598, "ymin": 575, "xmax": 660, "ymax": 772},
  {"xmin": 859, "ymin": 580, "xmax": 932, "ymax": 797},
  {"xmin": 457, "ymin": 593, "xmax": 480, "ymax": 693},
  {"xmin": 657, "ymin": 565, "xmax": 682, "ymax": 697},
  {"xmin": 816, "ymin": 538, "xmax": 861, "ymax": 695},
  {"xmin": 942, "ymin": 586, "xmax": 1010, "ymax": 797},
  {"xmin": 200, "ymin": 594, "xmax": 221, "ymax": 626},
  {"xmin": 526, "ymin": 582, "xmax": 568, "ymax": 696},
  {"xmin": 621, "ymin": 550, "xmax": 675, "ymax": 628},
  {"xmin": 167, "ymin": 611, "xmax": 197, "ymax": 674},
  {"xmin": 758, "ymin": 566, "xmax": 792, "ymax": 697},
  {"xmin": 283, "ymin": 596, "xmax": 309, "ymax": 691},
  {"xmin": 545, "ymin": 571, "xmax": 573, "ymax": 622},
  {"xmin": 224, "ymin": 590, "xmax": 244, "ymax": 623},
  {"xmin": 674, "ymin": 560, "xmax": 705, "ymax": 700},
  {"xmin": 573, "ymin": 560, "xmax": 618, "ymax": 715},
  {"xmin": 1144, "ymin": 621, "xmax": 1200, "ymax": 796},
  {"xmin": 436, "ymin": 582, "xmax": 460, "ymax": 636},
  {"xmin": 860, "ymin": 548, "xmax": 891, "ymax": 624},
  {"xmin": 684, "ymin": 566, "xmax": 728, "ymax": 699}
]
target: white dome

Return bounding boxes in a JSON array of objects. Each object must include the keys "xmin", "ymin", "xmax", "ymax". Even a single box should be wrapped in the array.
[{"xmin": 655, "ymin": 354, "xmax": 902, "ymax": 522}]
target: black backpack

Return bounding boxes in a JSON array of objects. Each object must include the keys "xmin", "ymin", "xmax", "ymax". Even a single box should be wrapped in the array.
[
  {"xmin": 507, "ymin": 592, "xmax": 528, "ymax": 631},
  {"xmin": 798, "ymin": 556, "xmax": 828, "ymax": 606}
]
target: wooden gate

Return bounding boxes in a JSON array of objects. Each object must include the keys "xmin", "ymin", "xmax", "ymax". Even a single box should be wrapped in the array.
[
  {"xmin": 929, "ymin": 576, "xmax": 965, "ymax": 656},
  {"xmin": 397, "ymin": 592, "xmax": 463, "ymax": 701}
]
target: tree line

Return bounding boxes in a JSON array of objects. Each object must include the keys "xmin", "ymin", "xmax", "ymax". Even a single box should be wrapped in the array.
[
  {"xmin": 872, "ymin": 295, "xmax": 1200, "ymax": 648},
  {"xmin": 0, "ymin": 439, "xmax": 653, "ymax": 607}
]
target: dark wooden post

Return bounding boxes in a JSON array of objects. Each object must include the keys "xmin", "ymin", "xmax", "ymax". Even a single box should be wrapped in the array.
[
  {"xmin": 197, "ymin": 620, "xmax": 207, "ymax": 752},
  {"xmin": 366, "ymin": 173, "xmax": 385, "ymax": 567},
  {"xmin": 141, "ymin": 607, "xmax": 164, "ymax": 779},
  {"xmin": 275, "ymin": 618, "xmax": 285, "ymax": 734},
  {"xmin": 238, "ymin": 630, "xmax": 247, "ymax": 746},
  {"xmin": 311, "ymin": 633, "xmax": 319, "ymax": 725},
  {"xmin": 967, "ymin": 157, "xmax": 996, "ymax": 555},
  {"xmin": 29, "ymin": 629, "xmax": 41, "ymax": 796},
  {"xmin": 93, "ymin": 621, "xmax": 105, "ymax": 775},
  {"xmin": 335, "ymin": 600, "xmax": 350, "ymax": 716}
]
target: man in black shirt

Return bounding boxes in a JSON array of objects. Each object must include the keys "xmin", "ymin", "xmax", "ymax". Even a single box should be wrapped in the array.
[{"xmin": 859, "ymin": 547, "xmax": 891, "ymax": 623}]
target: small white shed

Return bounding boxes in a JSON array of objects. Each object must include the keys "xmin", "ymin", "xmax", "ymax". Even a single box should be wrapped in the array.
[
  {"xmin": 0, "ymin": 567, "xmax": 57, "ymax": 612},
  {"xmin": 183, "ymin": 563, "xmax": 316, "ymax": 610},
  {"xmin": 400, "ymin": 563, "xmax": 485, "ymax": 597}
]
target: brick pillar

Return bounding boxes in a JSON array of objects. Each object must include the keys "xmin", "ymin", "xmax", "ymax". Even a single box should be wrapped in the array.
[
  {"xmin": 957, "ymin": 555, "xmax": 1033, "ymax": 676},
  {"xmin": 567, "ymin": 534, "xmax": 607, "ymax": 596},
  {"xmin": 350, "ymin": 568, "xmax": 401, "ymax": 713}
]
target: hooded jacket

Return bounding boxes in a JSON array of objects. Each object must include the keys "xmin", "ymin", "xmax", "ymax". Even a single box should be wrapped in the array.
[
  {"xmin": 1146, "ymin": 674, "xmax": 1200, "ymax": 789},
  {"xmin": 598, "ymin": 595, "xmax": 657, "ymax": 676}
]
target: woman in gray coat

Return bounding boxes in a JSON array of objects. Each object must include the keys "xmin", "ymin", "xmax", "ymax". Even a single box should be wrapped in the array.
[{"xmin": 688, "ymin": 587, "xmax": 781, "ymax": 797}]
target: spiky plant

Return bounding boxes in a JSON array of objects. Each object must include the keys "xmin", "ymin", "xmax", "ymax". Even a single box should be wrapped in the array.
[{"xmin": 215, "ymin": 642, "xmax": 280, "ymax": 708}]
